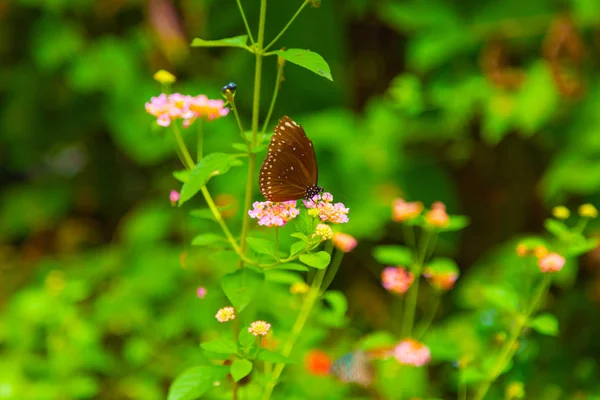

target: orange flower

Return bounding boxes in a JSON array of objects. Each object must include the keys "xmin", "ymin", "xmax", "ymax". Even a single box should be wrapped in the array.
[{"xmin": 305, "ymin": 349, "xmax": 332, "ymax": 376}]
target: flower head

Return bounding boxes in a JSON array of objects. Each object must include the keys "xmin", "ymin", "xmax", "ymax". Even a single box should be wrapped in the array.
[
  {"xmin": 425, "ymin": 202, "xmax": 450, "ymax": 228},
  {"xmin": 170, "ymin": 190, "xmax": 180, "ymax": 205},
  {"xmin": 145, "ymin": 93, "xmax": 229, "ymax": 128},
  {"xmin": 248, "ymin": 320, "xmax": 271, "ymax": 336},
  {"xmin": 248, "ymin": 200, "xmax": 299, "ymax": 227},
  {"xmin": 392, "ymin": 199, "xmax": 423, "ymax": 222},
  {"xmin": 290, "ymin": 282, "xmax": 309, "ymax": 294},
  {"xmin": 579, "ymin": 203, "xmax": 598, "ymax": 219},
  {"xmin": 534, "ymin": 245, "xmax": 548, "ymax": 259},
  {"xmin": 538, "ymin": 253, "xmax": 565, "ymax": 273},
  {"xmin": 196, "ymin": 287, "xmax": 207, "ymax": 299},
  {"xmin": 332, "ymin": 232, "xmax": 358, "ymax": 253},
  {"xmin": 552, "ymin": 206, "xmax": 570, "ymax": 220},
  {"xmin": 305, "ymin": 350, "xmax": 332, "ymax": 376},
  {"xmin": 381, "ymin": 267, "xmax": 414, "ymax": 294},
  {"xmin": 423, "ymin": 269, "xmax": 459, "ymax": 291},
  {"xmin": 304, "ymin": 193, "xmax": 349, "ymax": 224},
  {"xmin": 153, "ymin": 69, "xmax": 176, "ymax": 85},
  {"xmin": 516, "ymin": 243, "xmax": 529, "ymax": 257},
  {"xmin": 215, "ymin": 307, "xmax": 235, "ymax": 323},
  {"xmin": 313, "ymin": 223, "xmax": 333, "ymax": 240},
  {"xmin": 393, "ymin": 339, "xmax": 431, "ymax": 367}
]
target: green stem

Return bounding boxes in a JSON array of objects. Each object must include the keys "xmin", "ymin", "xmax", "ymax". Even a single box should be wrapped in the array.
[
  {"xmin": 320, "ymin": 248, "xmax": 344, "ymax": 293},
  {"xmin": 474, "ymin": 274, "xmax": 552, "ymax": 400},
  {"xmin": 172, "ymin": 124, "xmax": 195, "ymax": 170},
  {"xmin": 263, "ymin": 0, "xmax": 310, "ymax": 52},
  {"xmin": 275, "ymin": 227, "xmax": 280, "ymax": 261},
  {"xmin": 230, "ymin": 99, "xmax": 250, "ymax": 148},
  {"xmin": 260, "ymin": 58, "xmax": 285, "ymax": 138},
  {"xmin": 401, "ymin": 230, "xmax": 430, "ymax": 338},
  {"xmin": 239, "ymin": 0, "xmax": 267, "ymax": 259},
  {"xmin": 197, "ymin": 120, "xmax": 204, "ymax": 161},
  {"xmin": 236, "ymin": 0, "xmax": 256, "ymax": 45},
  {"xmin": 261, "ymin": 267, "xmax": 327, "ymax": 400},
  {"xmin": 415, "ymin": 292, "xmax": 440, "ymax": 339},
  {"xmin": 403, "ymin": 225, "xmax": 416, "ymax": 255}
]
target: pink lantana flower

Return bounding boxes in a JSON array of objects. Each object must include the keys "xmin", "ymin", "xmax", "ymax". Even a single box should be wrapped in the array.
[
  {"xmin": 538, "ymin": 252, "xmax": 565, "ymax": 273},
  {"xmin": 248, "ymin": 201, "xmax": 300, "ymax": 227},
  {"xmin": 169, "ymin": 190, "xmax": 180, "ymax": 205},
  {"xmin": 304, "ymin": 192, "xmax": 349, "ymax": 224},
  {"xmin": 332, "ymin": 232, "xmax": 358, "ymax": 253},
  {"xmin": 394, "ymin": 339, "xmax": 431, "ymax": 367},
  {"xmin": 392, "ymin": 199, "xmax": 423, "ymax": 222},
  {"xmin": 145, "ymin": 93, "xmax": 229, "ymax": 128},
  {"xmin": 381, "ymin": 267, "xmax": 414, "ymax": 294}
]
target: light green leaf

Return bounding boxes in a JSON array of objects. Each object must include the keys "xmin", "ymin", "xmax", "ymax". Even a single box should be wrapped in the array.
[
  {"xmin": 544, "ymin": 219, "xmax": 570, "ymax": 239},
  {"xmin": 191, "ymin": 35, "xmax": 248, "ymax": 48},
  {"xmin": 529, "ymin": 313, "xmax": 559, "ymax": 336},
  {"xmin": 372, "ymin": 245, "xmax": 413, "ymax": 266},
  {"xmin": 565, "ymin": 236, "xmax": 599, "ymax": 257},
  {"xmin": 200, "ymin": 338, "xmax": 238, "ymax": 355},
  {"xmin": 482, "ymin": 286, "xmax": 519, "ymax": 312},
  {"xmin": 191, "ymin": 233, "xmax": 227, "ymax": 246},
  {"xmin": 290, "ymin": 241, "xmax": 306, "ymax": 256},
  {"xmin": 265, "ymin": 270, "xmax": 303, "ymax": 284},
  {"xmin": 173, "ymin": 170, "xmax": 191, "ymax": 183},
  {"xmin": 358, "ymin": 331, "xmax": 397, "ymax": 351},
  {"xmin": 299, "ymin": 251, "xmax": 331, "ymax": 269},
  {"xmin": 437, "ymin": 215, "xmax": 470, "ymax": 232},
  {"xmin": 167, "ymin": 365, "xmax": 229, "ymax": 400},
  {"xmin": 179, "ymin": 153, "xmax": 243, "ymax": 205},
  {"xmin": 257, "ymin": 349, "xmax": 295, "ymax": 364},
  {"xmin": 322, "ymin": 291, "xmax": 348, "ymax": 317},
  {"xmin": 276, "ymin": 49, "xmax": 333, "ymax": 81},
  {"xmin": 230, "ymin": 359, "xmax": 253, "ymax": 382},
  {"xmin": 290, "ymin": 233, "xmax": 310, "ymax": 242},
  {"xmin": 425, "ymin": 257, "xmax": 459, "ymax": 276},
  {"xmin": 239, "ymin": 330, "xmax": 256, "ymax": 350},
  {"xmin": 221, "ymin": 268, "xmax": 265, "ymax": 312},
  {"xmin": 246, "ymin": 237, "xmax": 275, "ymax": 256},
  {"xmin": 271, "ymin": 262, "xmax": 309, "ymax": 272}
]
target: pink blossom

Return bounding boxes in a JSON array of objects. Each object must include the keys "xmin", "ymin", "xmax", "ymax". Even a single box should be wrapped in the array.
[
  {"xmin": 145, "ymin": 93, "xmax": 229, "ymax": 128},
  {"xmin": 332, "ymin": 232, "xmax": 358, "ymax": 253},
  {"xmin": 304, "ymin": 192, "xmax": 349, "ymax": 224},
  {"xmin": 248, "ymin": 200, "xmax": 299, "ymax": 227},
  {"xmin": 170, "ymin": 190, "xmax": 180, "ymax": 205},
  {"xmin": 196, "ymin": 287, "xmax": 207, "ymax": 299},
  {"xmin": 394, "ymin": 339, "xmax": 431, "ymax": 366},
  {"xmin": 381, "ymin": 267, "xmax": 414, "ymax": 294},
  {"xmin": 538, "ymin": 252, "xmax": 565, "ymax": 273},
  {"xmin": 392, "ymin": 199, "xmax": 423, "ymax": 222}
]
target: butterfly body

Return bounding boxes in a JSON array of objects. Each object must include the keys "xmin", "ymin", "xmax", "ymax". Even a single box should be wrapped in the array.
[{"xmin": 259, "ymin": 116, "xmax": 323, "ymax": 202}]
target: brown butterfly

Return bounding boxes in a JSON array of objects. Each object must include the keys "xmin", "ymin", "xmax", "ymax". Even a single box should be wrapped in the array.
[{"xmin": 259, "ymin": 116, "xmax": 323, "ymax": 202}]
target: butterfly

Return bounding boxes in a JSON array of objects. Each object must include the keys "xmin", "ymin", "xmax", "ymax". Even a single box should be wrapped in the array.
[
  {"xmin": 259, "ymin": 116, "xmax": 323, "ymax": 202},
  {"xmin": 330, "ymin": 351, "xmax": 375, "ymax": 387}
]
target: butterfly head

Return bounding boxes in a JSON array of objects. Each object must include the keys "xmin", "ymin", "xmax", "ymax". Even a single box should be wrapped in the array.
[{"xmin": 305, "ymin": 185, "xmax": 324, "ymax": 201}]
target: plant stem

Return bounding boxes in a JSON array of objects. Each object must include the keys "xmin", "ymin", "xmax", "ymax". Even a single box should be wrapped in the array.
[
  {"xmin": 415, "ymin": 292, "xmax": 440, "ymax": 339},
  {"xmin": 320, "ymin": 248, "xmax": 343, "ymax": 293},
  {"xmin": 197, "ymin": 120, "xmax": 204, "ymax": 161},
  {"xmin": 261, "ymin": 267, "xmax": 327, "ymax": 400},
  {"xmin": 230, "ymin": 99, "xmax": 250, "ymax": 148},
  {"xmin": 401, "ymin": 230, "xmax": 430, "ymax": 338},
  {"xmin": 474, "ymin": 274, "xmax": 552, "ymax": 400},
  {"xmin": 263, "ymin": 0, "xmax": 310, "ymax": 52},
  {"xmin": 260, "ymin": 58, "xmax": 285, "ymax": 138},
  {"xmin": 239, "ymin": 0, "xmax": 267, "ymax": 259},
  {"xmin": 172, "ymin": 124, "xmax": 195, "ymax": 170},
  {"xmin": 236, "ymin": 0, "xmax": 255, "ymax": 45}
]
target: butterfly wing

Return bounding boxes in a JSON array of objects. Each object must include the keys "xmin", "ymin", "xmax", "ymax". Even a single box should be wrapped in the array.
[
  {"xmin": 330, "ymin": 351, "xmax": 375, "ymax": 387},
  {"xmin": 259, "ymin": 116, "xmax": 319, "ymax": 202}
]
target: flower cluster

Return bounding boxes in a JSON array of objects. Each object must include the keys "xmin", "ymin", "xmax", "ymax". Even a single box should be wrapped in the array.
[
  {"xmin": 248, "ymin": 200, "xmax": 300, "ymax": 227},
  {"xmin": 248, "ymin": 320, "xmax": 271, "ymax": 337},
  {"xmin": 392, "ymin": 198, "xmax": 423, "ymax": 222},
  {"xmin": 305, "ymin": 192, "xmax": 349, "ymax": 224},
  {"xmin": 381, "ymin": 267, "xmax": 414, "ymax": 294},
  {"xmin": 538, "ymin": 252, "xmax": 566, "ymax": 273},
  {"xmin": 145, "ymin": 93, "xmax": 229, "ymax": 127},
  {"xmin": 393, "ymin": 339, "xmax": 431, "ymax": 367},
  {"xmin": 332, "ymin": 232, "xmax": 358, "ymax": 253},
  {"xmin": 425, "ymin": 201, "xmax": 450, "ymax": 228},
  {"xmin": 313, "ymin": 223, "xmax": 333, "ymax": 240},
  {"xmin": 215, "ymin": 307, "xmax": 235, "ymax": 322}
]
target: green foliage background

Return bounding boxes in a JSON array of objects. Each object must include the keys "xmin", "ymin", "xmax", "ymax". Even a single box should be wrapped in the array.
[{"xmin": 2, "ymin": 0, "xmax": 600, "ymax": 399}]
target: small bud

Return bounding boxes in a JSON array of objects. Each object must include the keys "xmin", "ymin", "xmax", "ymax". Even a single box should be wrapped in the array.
[
  {"xmin": 170, "ymin": 190, "xmax": 180, "ymax": 206},
  {"xmin": 578, "ymin": 203, "xmax": 598, "ymax": 219},
  {"xmin": 153, "ymin": 69, "xmax": 176, "ymax": 84},
  {"xmin": 534, "ymin": 245, "xmax": 548, "ymax": 259},
  {"xmin": 516, "ymin": 243, "xmax": 528, "ymax": 257},
  {"xmin": 506, "ymin": 381, "xmax": 525, "ymax": 399},
  {"xmin": 552, "ymin": 206, "xmax": 570, "ymax": 219},
  {"xmin": 290, "ymin": 282, "xmax": 309, "ymax": 294},
  {"xmin": 309, "ymin": 0, "xmax": 321, "ymax": 8}
]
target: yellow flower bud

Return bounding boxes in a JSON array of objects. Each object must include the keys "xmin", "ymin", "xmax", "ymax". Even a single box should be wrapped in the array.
[
  {"xmin": 578, "ymin": 203, "xmax": 598, "ymax": 219},
  {"xmin": 551, "ymin": 206, "xmax": 570, "ymax": 219},
  {"xmin": 153, "ymin": 69, "xmax": 176, "ymax": 85}
]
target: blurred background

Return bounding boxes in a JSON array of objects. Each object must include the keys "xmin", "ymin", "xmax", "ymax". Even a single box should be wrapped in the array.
[{"xmin": 2, "ymin": 0, "xmax": 600, "ymax": 399}]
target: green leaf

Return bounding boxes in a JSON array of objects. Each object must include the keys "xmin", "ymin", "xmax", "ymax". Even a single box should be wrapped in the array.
[
  {"xmin": 257, "ymin": 349, "xmax": 295, "ymax": 364},
  {"xmin": 290, "ymin": 233, "xmax": 310, "ymax": 242},
  {"xmin": 221, "ymin": 268, "xmax": 265, "ymax": 312},
  {"xmin": 529, "ymin": 313, "xmax": 559, "ymax": 336},
  {"xmin": 358, "ymin": 331, "xmax": 397, "ymax": 351},
  {"xmin": 565, "ymin": 236, "xmax": 599, "ymax": 257},
  {"xmin": 322, "ymin": 291, "xmax": 348, "ymax": 318},
  {"xmin": 290, "ymin": 241, "xmax": 306, "ymax": 256},
  {"xmin": 246, "ymin": 237, "xmax": 275, "ymax": 256},
  {"xmin": 438, "ymin": 215, "xmax": 470, "ymax": 232},
  {"xmin": 191, "ymin": 35, "xmax": 248, "ymax": 48},
  {"xmin": 167, "ymin": 365, "xmax": 229, "ymax": 400},
  {"xmin": 190, "ymin": 205, "xmax": 233, "ymax": 220},
  {"xmin": 179, "ymin": 153, "xmax": 243, "ymax": 205},
  {"xmin": 232, "ymin": 143, "xmax": 249, "ymax": 152},
  {"xmin": 294, "ymin": 208, "xmax": 316, "ymax": 236},
  {"xmin": 544, "ymin": 219, "xmax": 570, "ymax": 239},
  {"xmin": 276, "ymin": 49, "xmax": 333, "ymax": 81},
  {"xmin": 299, "ymin": 251, "xmax": 331, "ymax": 269},
  {"xmin": 173, "ymin": 170, "xmax": 191, "ymax": 183},
  {"xmin": 191, "ymin": 233, "xmax": 227, "ymax": 247},
  {"xmin": 265, "ymin": 270, "xmax": 303, "ymax": 284},
  {"xmin": 230, "ymin": 359, "xmax": 253, "ymax": 382},
  {"xmin": 482, "ymin": 286, "xmax": 519, "ymax": 312},
  {"xmin": 239, "ymin": 330, "xmax": 256, "ymax": 350},
  {"xmin": 271, "ymin": 262, "xmax": 309, "ymax": 272},
  {"xmin": 200, "ymin": 338, "xmax": 238, "ymax": 355},
  {"xmin": 372, "ymin": 245, "xmax": 413, "ymax": 266}
]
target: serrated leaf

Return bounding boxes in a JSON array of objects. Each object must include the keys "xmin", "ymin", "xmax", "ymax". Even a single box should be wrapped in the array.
[
  {"xmin": 257, "ymin": 349, "xmax": 295, "ymax": 364},
  {"xmin": 221, "ymin": 268, "xmax": 265, "ymax": 312},
  {"xmin": 482, "ymin": 286, "xmax": 519, "ymax": 312},
  {"xmin": 179, "ymin": 153, "xmax": 243, "ymax": 205},
  {"xmin": 276, "ymin": 48, "xmax": 333, "ymax": 81},
  {"xmin": 191, "ymin": 35, "xmax": 248, "ymax": 48},
  {"xmin": 299, "ymin": 251, "xmax": 331, "ymax": 269},
  {"xmin": 167, "ymin": 365, "xmax": 229, "ymax": 400},
  {"xmin": 372, "ymin": 245, "xmax": 413, "ymax": 266},
  {"xmin": 230, "ymin": 359, "xmax": 253, "ymax": 382},
  {"xmin": 191, "ymin": 233, "xmax": 227, "ymax": 246},
  {"xmin": 246, "ymin": 237, "xmax": 275, "ymax": 256},
  {"xmin": 290, "ymin": 241, "xmax": 306, "ymax": 256},
  {"xmin": 529, "ymin": 313, "xmax": 559, "ymax": 336},
  {"xmin": 200, "ymin": 338, "xmax": 238, "ymax": 355}
]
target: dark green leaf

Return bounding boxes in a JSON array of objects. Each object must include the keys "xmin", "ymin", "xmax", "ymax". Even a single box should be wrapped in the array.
[
  {"xmin": 372, "ymin": 245, "xmax": 413, "ymax": 266},
  {"xmin": 221, "ymin": 268, "xmax": 265, "ymax": 312},
  {"xmin": 246, "ymin": 237, "xmax": 275, "ymax": 256},
  {"xmin": 191, "ymin": 35, "xmax": 248, "ymax": 48},
  {"xmin": 179, "ymin": 153, "xmax": 243, "ymax": 205},
  {"xmin": 276, "ymin": 49, "xmax": 333, "ymax": 81},
  {"xmin": 529, "ymin": 313, "xmax": 559, "ymax": 336},
  {"xmin": 200, "ymin": 338, "xmax": 238, "ymax": 355},
  {"xmin": 191, "ymin": 233, "xmax": 227, "ymax": 247},
  {"xmin": 299, "ymin": 251, "xmax": 331, "ymax": 269},
  {"xmin": 230, "ymin": 359, "xmax": 253, "ymax": 382},
  {"xmin": 257, "ymin": 349, "xmax": 295, "ymax": 364},
  {"xmin": 167, "ymin": 365, "xmax": 229, "ymax": 400}
]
